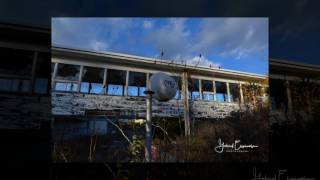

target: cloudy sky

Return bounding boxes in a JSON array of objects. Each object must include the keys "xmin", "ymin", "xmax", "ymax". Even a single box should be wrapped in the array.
[{"xmin": 52, "ymin": 18, "xmax": 268, "ymax": 75}]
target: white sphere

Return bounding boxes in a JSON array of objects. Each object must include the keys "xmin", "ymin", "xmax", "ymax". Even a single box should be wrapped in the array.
[{"xmin": 149, "ymin": 72, "xmax": 177, "ymax": 101}]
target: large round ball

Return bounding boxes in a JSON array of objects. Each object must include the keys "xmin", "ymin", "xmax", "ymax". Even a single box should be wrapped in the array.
[{"xmin": 149, "ymin": 73, "xmax": 177, "ymax": 101}]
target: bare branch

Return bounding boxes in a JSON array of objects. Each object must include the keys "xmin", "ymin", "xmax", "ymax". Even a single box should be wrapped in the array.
[{"xmin": 105, "ymin": 117, "xmax": 133, "ymax": 145}]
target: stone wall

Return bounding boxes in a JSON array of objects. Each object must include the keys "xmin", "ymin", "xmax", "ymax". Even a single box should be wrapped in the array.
[
  {"xmin": 0, "ymin": 94, "xmax": 51, "ymax": 129},
  {"xmin": 52, "ymin": 92, "xmax": 240, "ymax": 119}
]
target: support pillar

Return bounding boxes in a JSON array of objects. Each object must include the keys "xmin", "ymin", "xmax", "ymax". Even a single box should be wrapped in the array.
[
  {"xmin": 226, "ymin": 82, "xmax": 231, "ymax": 103},
  {"xmin": 213, "ymin": 81, "xmax": 217, "ymax": 101},
  {"xmin": 78, "ymin": 65, "xmax": 83, "ymax": 92},
  {"xmin": 144, "ymin": 90, "xmax": 154, "ymax": 162},
  {"xmin": 125, "ymin": 70, "xmax": 129, "ymax": 96},
  {"xmin": 240, "ymin": 83, "xmax": 244, "ymax": 104},
  {"xmin": 285, "ymin": 79, "xmax": 293, "ymax": 113},
  {"xmin": 52, "ymin": 63, "xmax": 58, "ymax": 89},
  {"xmin": 182, "ymin": 71, "xmax": 190, "ymax": 136}
]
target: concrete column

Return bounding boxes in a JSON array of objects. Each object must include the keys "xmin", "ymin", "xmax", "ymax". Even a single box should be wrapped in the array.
[
  {"xmin": 124, "ymin": 70, "xmax": 129, "ymax": 96},
  {"xmin": 240, "ymin": 83, "xmax": 244, "ymax": 104},
  {"xmin": 182, "ymin": 71, "xmax": 190, "ymax": 136},
  {"xmin": 226, "ymin": 82, "xmax": 231, "ymax": 103},
  {"xmin": 286, "ymin": 79, "xmax": 293, "ymax": 113},
  {"xmin": 199, "ymin": 79, "xmax": 202, "ymax": 100},
  {"xmin": 103, "ymin": 68, "xmax": 107, "ymax": 94},
  {"xmin": 52, "ymin": 63, "xmax": 59, "ymax": 90},
  {"xmin": 78, "ymin": 65, "xmax": 83, "ymax": 92},
  {"xmin": 213, "ymin": 80, "xmax": 217, "ymax": 101},
  {"xmin": 146, "ymin": 73, "xmax": 150, "ymax": 88},
  {"xmin": 31, "ymin": 51, "xmax": 38, "ymax": 93}
]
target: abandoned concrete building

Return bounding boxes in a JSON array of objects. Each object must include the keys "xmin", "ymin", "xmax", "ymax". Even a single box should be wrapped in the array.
[
  {"xmin": 0, "ymin": 23, "xmax": 51, "ymax": 129},
  {"xmin": 269, "ymin": 58, "xmax": 320, "ymax": 124},
  {"xmin": 51, "ymin": 46, "xmax": 268, "ymax": 126}
]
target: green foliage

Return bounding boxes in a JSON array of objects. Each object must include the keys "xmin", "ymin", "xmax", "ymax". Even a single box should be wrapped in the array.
[
  {"xmin": 53, "ymin": 143, "xmax": 75, "ymax": 162},
  {"xmin": 128, "ymin": 135, "xmax": 144, "ymax": 162}
]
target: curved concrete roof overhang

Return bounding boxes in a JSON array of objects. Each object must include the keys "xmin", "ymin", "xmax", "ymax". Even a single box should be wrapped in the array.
[{"xmin": 270, "ymin": 58, "xmax": 320, "ymax": 79}]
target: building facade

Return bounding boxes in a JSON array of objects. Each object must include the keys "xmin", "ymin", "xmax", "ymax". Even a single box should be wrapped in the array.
[
  {"xmin": 52, "ymin": 47, "xmax": 268, "ymax": 121},
  {"xmin": 269, "ymin": 58, "xmax": 320, "ymax": 124}
]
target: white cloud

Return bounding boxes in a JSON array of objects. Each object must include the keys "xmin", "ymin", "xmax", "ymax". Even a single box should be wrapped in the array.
[
  {"xmin": 186, "ymin": 55, "xmax": 220, "ymax": 68},
  {"xmin": 143, "ymin": 20, "xmax": 154, "ymax": 29},
  {"xmin": 192, "ymin": 18, "xmax": 268, "ymax": 60},
  {"xmin": 89, "ymin": 40, "xmax": 108, "ymax": 51},
  {"xmin": 53, "ymin": 18, "xmax": 267, "ymax": 68},
  {"xmin": 144, "ymin": 18, "xmax": 267, "ymax": 65}
]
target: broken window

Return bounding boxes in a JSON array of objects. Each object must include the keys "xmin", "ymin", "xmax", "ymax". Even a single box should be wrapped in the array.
[
  {"xmin": 0, "ymin": 79, "xmax": 31, "ymax": 92},
  {"xmin": 188, "ymin": 78, "xmax": 200, "ymax": 100},
  {"xmin": 128, "ymin": 71, "xmax": 146, "ymax": 96},
  {"xmin": 171, "ymin": 76, "xmax": 182, "ymax": 99},
  {"xmin": 55, "ymin": 63, "xmax": 80, "ymax": 81},
  {"xmin": 34, "ymin": 52, "xmax": 50, "ymax": 94},
  {"xmin": 229, "ymin": 83, "xmax": 240, "ymax": 103},
  {"xmin": 0, "ymin": 47, "xmax": 34, "ymax": 93},
  {"xmin": 0, "ymin": 47, "xmax": 34, "ymax": 76},
  {"xmin": 80, "ymin": 66, "xmax": 104, "ymax": 94},
  {"xmin": 55, "ymin": 82, "xmax": 78, "ymax": 92},
  {"xmin": 269, "ymin": 79, "xmax": 286, "ymax": 110},
  {"xmin": 202, "ymin": 80, "xmax": 214, "ymax": 101},
  {"xmin": 54, "ymin": 63, "xmax": 80, "ymax": 92},
  {"xmin": 215, "ymin": 81, "xmax": 227, "ymax": 102},
  {"xmin": 51, "ymin": 63, "xmax": 55, "ymax": 77},
  {"xmin": 107, "ymin": 69, "xmax": 126, "ymax": 96}
]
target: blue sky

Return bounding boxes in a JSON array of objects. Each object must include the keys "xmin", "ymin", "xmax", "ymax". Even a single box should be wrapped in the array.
[{"xmin": 52, "ymin": 18, "xmax": 268, "ymax": 75}]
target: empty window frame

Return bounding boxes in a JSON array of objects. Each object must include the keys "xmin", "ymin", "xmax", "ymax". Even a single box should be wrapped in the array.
[
  {"xmin": 34, "ymin": 52, "xmax": 50, "ymax": 94},
  {"xmin": 55, "ymin": 63, "xmax": 80, "ymax": 81},
  {"xmin": 201, "ymin": 80, "xmax": 214, "ymax": 101},
  {"xmin": 229, "ymin": 83, "xmax": 240, "ymax": 103},
  {"xmin": 128, "ymin": 71, "xmax": 146, "ymax": 96},
  {"xmin": 0, "ymin": 47, "xmax": 34, "ymax": 93},
  {"xmin": 54, "ymin": 63, "xmax": 80, "ymax": 92},
  {"xmin": 171, "ymin": 76, "xmax": 182, "ymax": 99},
  {"xmin": 80, "ymin": 66, "xmax": 105, "ymax": 94},
  {"xmin": 0, "ymin": 47, "xmax": 34, "ymax": 76},
  {"xmin": 215, "ymin": 81, "xmax": 227, "ymax": 102},
  {"xmin": 188, "ymin": 78, "xmax": 200, "ymax": 100},
  {"xmin": 107, "ymin": 69, "xmax": 126, "ymax": 96}
]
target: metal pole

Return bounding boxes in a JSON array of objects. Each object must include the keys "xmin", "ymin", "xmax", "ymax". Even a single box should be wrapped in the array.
[{"xmin": 144, "ymin": 90, "xmax": 154, "ymax": 162}]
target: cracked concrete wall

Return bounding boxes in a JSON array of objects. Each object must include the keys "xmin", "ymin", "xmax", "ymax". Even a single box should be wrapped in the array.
[
  {"xmin": 52, "ymin": 92, "xmax": 240, "ymax": 119},
  {"xmin": 0, "ymin": 94, "xmax": 51, "ymax": 129}
]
